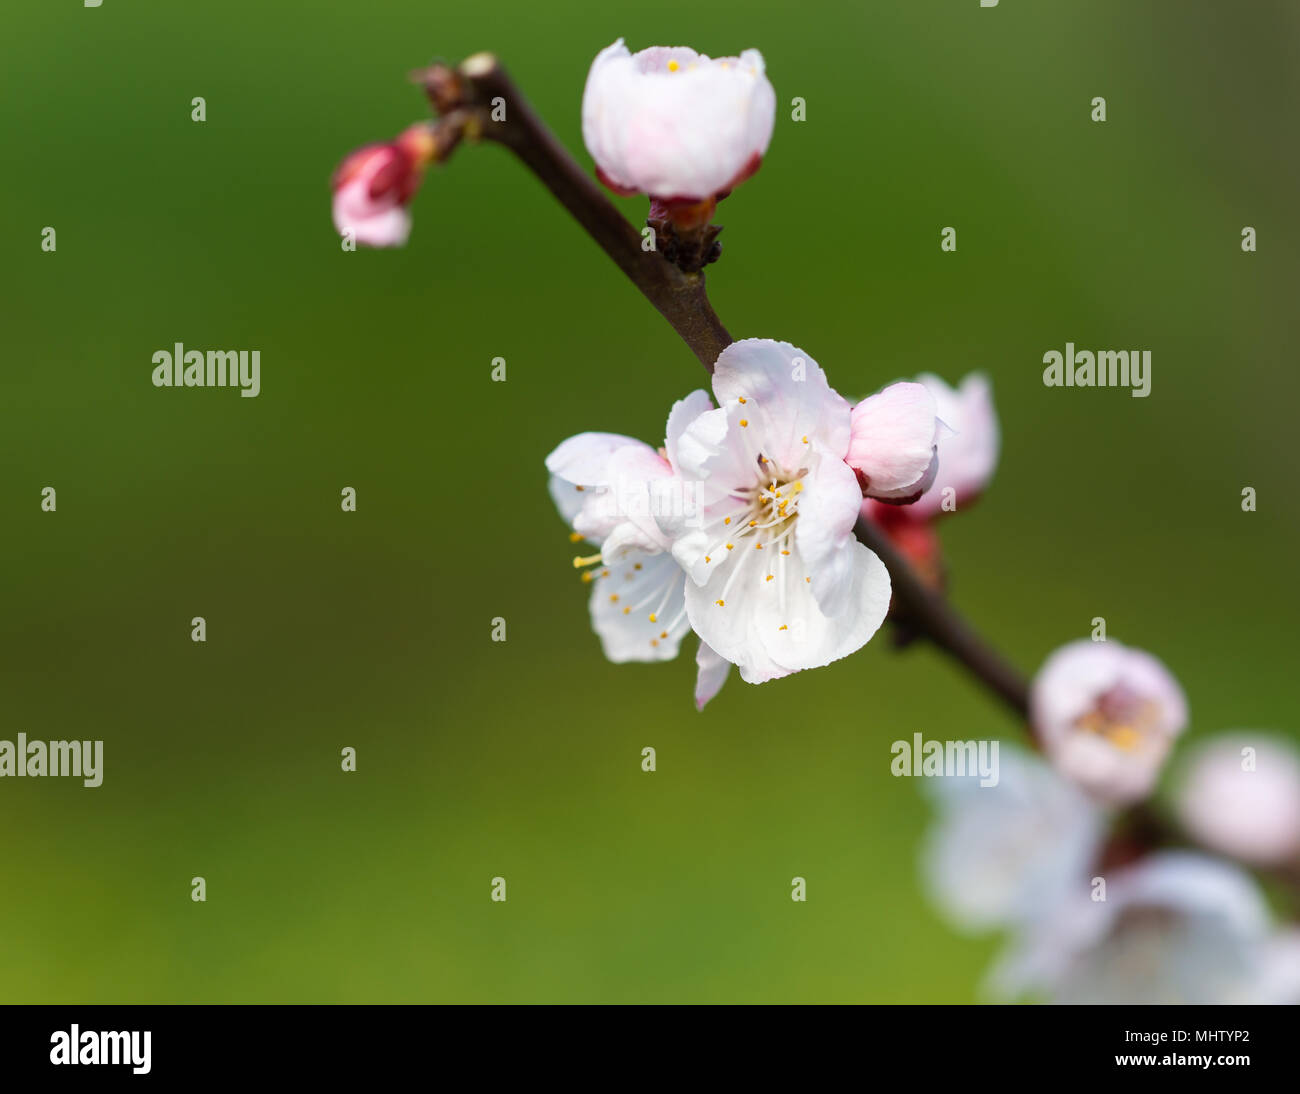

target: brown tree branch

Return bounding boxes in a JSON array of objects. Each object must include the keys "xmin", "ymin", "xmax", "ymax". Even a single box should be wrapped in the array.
[
  {"xmin": 400, "ymin": 52, "xmax": 1300, "ymax": 923},
  {"xmin": 436, "ymin": 54, "xmax": 733, "ymax": 373},
  {"xmin": 433, "ymin": 53, "xmax": 1030, "ymax": 716},
  {"xmin": 852, "ymin": 517, "xmax": 1030, "ymax": 719}
]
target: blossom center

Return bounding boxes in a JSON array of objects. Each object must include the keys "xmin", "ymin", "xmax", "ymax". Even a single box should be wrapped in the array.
[
  {"xmin": 1073, "ymin": 686, "xmax": 1160, "ymax": 752},
  {"xmin": 696, "ymin": 452, "xmax": 812, "ymax": 614}
]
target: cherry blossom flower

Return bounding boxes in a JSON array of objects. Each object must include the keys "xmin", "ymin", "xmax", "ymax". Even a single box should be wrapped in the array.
[
  {"xmin": 660, "ymin": 339, "xmax": 936, "ymax": 683},
  {"xmin": 1030, "ymin": 639, "xmax": 1188, "ymax": 803},
  {"xmin": 990, "ymin": 852, "xmax": 1300, "ymax": 1004},
  {"xmin": 922, "ymin": 746, "xmax": 1105, "ymax": 933},
  {"xmin": 1175, "ymin": 733, "xmax": 1300, "ymax": 865},
  {"xmin": 545, "ymin": 392, "xmax": 731, "ymax": 708},
  {"xmin": 581, "ymin": 39, "xmax": 776, "ymax": 205},
  {"xmin": 331, "ymin": 125, "xmax": 436, "ymax": 248}
]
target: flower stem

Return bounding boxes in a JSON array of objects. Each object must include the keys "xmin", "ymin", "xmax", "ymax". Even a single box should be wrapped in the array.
[{"xmin": 451, "ymin": 55, "xmax": 1030, "ymax": 717}]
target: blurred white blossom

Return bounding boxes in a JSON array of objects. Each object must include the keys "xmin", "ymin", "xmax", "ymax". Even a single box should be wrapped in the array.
[
  {"xmin": 1031, "ymin": 639, "xmax": 1187, "ymax": 804},
  {"xmin": 990, "ymin": 852, "xmax": 1300, "ymax": 1004},
  {"xmin": 1175, "ymin": 733, "xmax": 1300, "ymax": 866},
  {"xmin": 921, "ymin": 745, "xmax": 1105, "ymax": 933}
]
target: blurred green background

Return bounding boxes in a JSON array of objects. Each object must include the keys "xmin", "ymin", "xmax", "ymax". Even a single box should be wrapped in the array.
[{"xmin": 1, "ymin": 0, "xmax": 1296, "ymax": 1002}]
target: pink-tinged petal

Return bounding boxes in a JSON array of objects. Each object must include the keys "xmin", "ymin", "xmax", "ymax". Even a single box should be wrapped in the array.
[
  {"xmin": 332, "ymin": 177, "xmax": 412, "ymax": 248},
  {"xmin": 545, "ymin": 432, "xmax": 654, "ymax": 486},
  {"xmin": 331, "ymin": 139, "xmax": 431, "ymax": 249},
  {"xmin": 909, "ymin": 372, "xmax": 1000, "ymax": 519},
  {"xmin": 1176, "ymin": 734, "xmax": 1300, "ymax": 865},
  {"xmin": 546, "ymin": 433, "xmax": 667, "ymax": 546},
  {"xmin": 664, "ymin": 389, "xmax": 714, "ymax": 470},
  {"xmin": 665, "ymin": 403, "xmax": 758, "ymax": 515},
  {"xmin": 582, "ymin": 40, "xmax": 776, "ymax": 201},
  {"xmin": 846, "ymin": 381, "xmax": 939, "ymax": 499},
  {"xmin": 711, "ymin": 339, "xmax": 852, "ymax": 468},
  {"xmin": 601, "ymin": 443, "xmax": 675, "ymax": 553},
  {"xmin": 694, "ymin": 641, "xmax": 732, "ymax": 710}
]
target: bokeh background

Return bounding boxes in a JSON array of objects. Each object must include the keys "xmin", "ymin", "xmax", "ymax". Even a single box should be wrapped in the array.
[{"xmin": 1, "ymin": 0, "xmax": 1297, "ymax": 1002}]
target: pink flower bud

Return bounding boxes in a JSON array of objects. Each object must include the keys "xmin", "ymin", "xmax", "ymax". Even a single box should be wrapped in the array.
[
  {"xmin": 1030, "ymin": 639, "xmax": 1187, "ymax": 803},
  {"xmin": 846, "ymin": 382, "xmax": 941, "ymax": 503},
  {"xmin": 1176, "ymin": 735, "xmax": 1300, "ymax": 865},
  {"xmin": 331, "ymin": 126, "xmax": 436, "ymax": 248},
  {"xmin": 581, "ymin": 39, "xmax": 776, "ymax": 203}
]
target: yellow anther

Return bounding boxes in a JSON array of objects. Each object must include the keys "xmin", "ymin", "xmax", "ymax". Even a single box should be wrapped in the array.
[
  {"xmin": 667, "ymin": 59, "xmax": 679, "ymax": 72},
  {"xmin": 739, "ymin": 418, "xmax": 749, "ymax": 427},
  {"xmin": 781, "ymin": 550, "xmax": 790, "ymax": 556},
  {"xmin": 801, "ymin": 435, "xmax": 808, "ymax": 444},
  {"xmin": 715, "ymin": 599, "xmax": 725, "ymax": 607},
  {"xmin": 704, "ymin": 556, "xmax": 711, "ymax": 563},
  {"xmin": 575, "ymin": 484, "xmax": 585, "ymax": 491},
  {"xmin": 726, "ymin": 543, "xmax": 734, "ymax": 550},
  {"xmin": 568, "ymin": 531, "xmax": 584, "ymax": 543},
  {"xmin": 634, "ymin": 563, "xmax": 642, "ymax": 570},
  {"xmin": 779, "ymin": 624, "xmax": 788, "ymax": 631},
  {"xmin": 755, "ymin": 542, "xmax": 763, "ymax": 550},
  {"xmin": 659, "ymin": 631, "xmax": 667, "ymax": 639},
  {"xmin": 622, "ymin": 607, "xmax": 630, "ymax": 615},
  {"xmin": 609, "ymin": 594, "xmax": 619, "ymax": 603},
  {"xmin": 648, "ymin": 613, "xmax": 657, "ymax": 623},
  {"xmin": 1108, "ymin": 725, "xmax": 1141, "ymax": 751},
  {"xmin": 765, "ymin": 574, "xmax": 774, "ymax": 582},
  {"xmin": 581, "ymin": 572, "xmax": 594, "ymax": 584},
  {"xmin": 738, "ymin": 396, "xmax": 747, "ymax": 404},
  {"xmin": 724, "ymin": 517, "xmax": 731, "ymax": 525}
]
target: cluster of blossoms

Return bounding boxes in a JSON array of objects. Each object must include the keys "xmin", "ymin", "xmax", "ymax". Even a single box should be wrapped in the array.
[
  {"xmin": 334, "ymin": 36, "xmax": 1300, "ymax": 1004},
  {"xmin": 547, "ymin": 338, "xmax": 945, "ymax": 708},
  {"xmin": 924, "ymin": 743, "xmax": 1300, "ymax": 1003}
]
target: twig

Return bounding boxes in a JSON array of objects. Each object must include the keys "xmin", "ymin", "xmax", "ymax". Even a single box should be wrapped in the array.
[
  {"xmin": 853, "ymin": 517, "xmax": 1029, "ymax": 719},
  {"xmin": 437, "ymin": 54, "xmax": 1032, "ymax": 715},
  {"xmin": 444, "ymin": 54, "xmax": 733, "ymax": 372}
]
